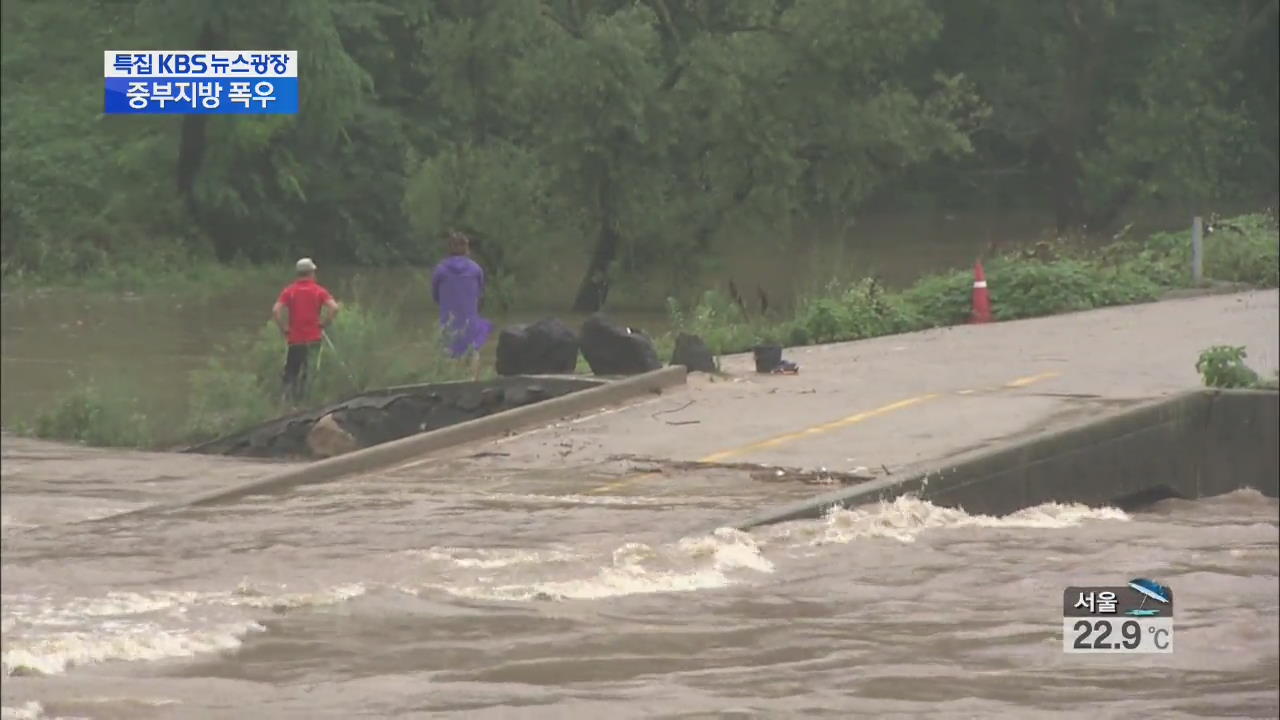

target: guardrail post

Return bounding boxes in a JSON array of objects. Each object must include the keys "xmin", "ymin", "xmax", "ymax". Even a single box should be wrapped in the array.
[{"xmin": 1191, "ymin": 216, "xmax": 1204, "ymax": 285}]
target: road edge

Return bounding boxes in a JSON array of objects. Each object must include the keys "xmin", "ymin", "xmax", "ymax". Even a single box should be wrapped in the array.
[
  {"xmin": 731, "ymin": 388, "xmax": 1279, "ymax": 529},
  {"xmin": 102, "ymin": 365, "xmax": 689, "ymax": 518}
]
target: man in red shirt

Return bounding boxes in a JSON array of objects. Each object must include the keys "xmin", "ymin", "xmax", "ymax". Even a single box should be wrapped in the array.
[{"xmin": 272, "ymin": 257, "xmax": 340, "ymax": 402}]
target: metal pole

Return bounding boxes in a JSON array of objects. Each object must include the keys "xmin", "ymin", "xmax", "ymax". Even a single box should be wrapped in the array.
[
  {"xmin": 322, "ymin": 331, "xmax": 360, "ymax": 389},
  {"xmin": 1191, "ymin": 216, "xmax": 1204, "ymax": 285}
]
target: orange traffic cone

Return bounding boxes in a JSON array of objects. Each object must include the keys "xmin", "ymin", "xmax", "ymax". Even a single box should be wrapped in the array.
[{"xmin": 970, "ymin": 261, "xmax": 991, "ymax": 324}]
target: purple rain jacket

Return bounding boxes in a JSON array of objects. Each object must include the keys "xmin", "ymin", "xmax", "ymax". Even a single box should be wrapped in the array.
[{"xmin": 431, "ymin": 255, "xmax": 493, "ymax": 358}]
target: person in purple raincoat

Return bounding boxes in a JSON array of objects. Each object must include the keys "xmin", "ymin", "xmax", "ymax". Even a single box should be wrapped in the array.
[{"xmin": 432, "ymin": 231, "xmax": 492, "ymax": 377}]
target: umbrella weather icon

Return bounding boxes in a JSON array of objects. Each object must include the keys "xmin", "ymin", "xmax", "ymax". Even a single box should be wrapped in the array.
[{"xmin": 1126, "ymin": 578, "xmax": 1172, "ymax": 616}]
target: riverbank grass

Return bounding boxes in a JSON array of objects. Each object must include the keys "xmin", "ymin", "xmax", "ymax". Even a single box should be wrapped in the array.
[
  {"xmin": 15, "ymin": 377, "xmax": 154, "ymax": 448},
  {"xmin": 23, "ymin": 302, "xmax": 481, "ymax": 449},
  {"xmin": 668, "ymin": 212, "xmax": 1279, "ymax": 355},
  {"xmin": 185, "ymin": 302, "xmax": 484, "ymax": 443}
]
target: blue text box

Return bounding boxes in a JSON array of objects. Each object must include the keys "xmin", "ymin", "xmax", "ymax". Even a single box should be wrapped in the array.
[{"xmin": 104, "ymin": 77, "xmax": 299, "ymax": 115}]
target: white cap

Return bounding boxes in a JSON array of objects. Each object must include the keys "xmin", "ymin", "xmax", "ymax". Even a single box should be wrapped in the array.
[{"xmin": 296, "ymin": 257, "xmax": 317, "ymax": 272}]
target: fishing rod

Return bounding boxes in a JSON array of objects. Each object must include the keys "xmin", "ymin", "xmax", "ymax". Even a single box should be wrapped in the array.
[{"xmin": 320, "ymin": 329, "xmax": 360, "ymax": 390}]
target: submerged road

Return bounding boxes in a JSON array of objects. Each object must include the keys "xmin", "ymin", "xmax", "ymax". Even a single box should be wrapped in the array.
[{"xmin": 414, "ymin": 290, "xmax": 1279, "ymax": 493}]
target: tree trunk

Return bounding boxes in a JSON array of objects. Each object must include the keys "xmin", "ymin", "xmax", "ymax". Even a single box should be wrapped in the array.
[
  {"xmin": 177, "ymin": 18, "xmax": 237, "ymax": 261},
  {"xmin": 572, "ymin": 170, "xmax": 619, "ymax": 313},
  {"xmin": 1048, "ymin": 134, "xmax": 1086, "ymax": 234},
  {"xmin": 176, "ymin": 114, "xmax": 207, "ymax": 201},
  {"xmin": 1050, "ymin": 0, "xmax": 1110, "ymax": 234}
]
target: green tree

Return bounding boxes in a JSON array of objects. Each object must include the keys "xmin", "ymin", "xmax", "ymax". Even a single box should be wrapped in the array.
[
  {"xmin": 146, "ymin": 0, "xmax": 373, "ymax": 262},
  {"xmin": 492, "ymin": 0, "xmax": 981, "ymax": 310},
  {"xmin": 926, "ymin": 0, "xmax": 1279, "ymax": 231},
  {"xmin": 4, "ymin": 0, "xmax": 1274, "ymax": 303},
  {"xmin": 1, "ymin": 0, "xmax": 188, "ymax": 277}
]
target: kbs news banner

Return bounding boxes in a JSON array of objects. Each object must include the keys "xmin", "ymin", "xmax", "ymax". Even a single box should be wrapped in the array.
[{"xmin": 103, "ymin": 51, "xmax": 298, "ymax": 115}]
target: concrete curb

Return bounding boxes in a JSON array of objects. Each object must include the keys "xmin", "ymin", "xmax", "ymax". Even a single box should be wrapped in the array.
[
  {"xmin": 182, "ymin": 375, "xmax": 604, "ymax": 456},
  {"xmin": 731, "ymin": 388, "xmax": 1279, "ymax": 530},
  {"xmin": 111, "ymin": 365, "xmax": 688, "ymax": 518}
]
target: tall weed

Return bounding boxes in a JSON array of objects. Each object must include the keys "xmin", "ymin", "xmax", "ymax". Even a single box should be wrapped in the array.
[
  {"xmin": 666, "ymin": 290, "xmax": 770, "ymax": 354},
  {"xmin": 184, "ymin": 302, "xmax": 473, "ymax": 442},
  {"xmin": 18, "ymin": 301, "xmax": 480, "ymax": 448},
  {"xmin": 27, "ymin": 377, "xmax": 153, "ymax": 447}
]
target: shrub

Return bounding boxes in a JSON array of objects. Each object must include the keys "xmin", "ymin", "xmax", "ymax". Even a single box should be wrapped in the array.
[
  {"xmin": 792, "ymin": 295, "xmax": 846, "ymax": 345},
  {"xmin": 1203, "ymin": 213, "xmax": 1280, "ymax": 287},
  {"xmin": 791, "ymin": 278, "xmax": 912, "ymax": 344},
  {"xmin": 666, "ymin": 290, "xmax": 768, "ymax": 355},
  {"xmin": 1133, "ymin": 212, "xmax": 1279, "ymax": 288},
  {"xmin": 29, "ymin": 377, "xmax": 152, "ymax": 448},
  {"xmin": 985, "ymin": 258, "xmax": 1108, "ymax": 320},
  {"xmin": 897, "ymin": 269, "xmax": 972, "ymax": 327},
  {"xmin": 1195, "ymin": 345, "xmax": 1263, "ymax": 389}
]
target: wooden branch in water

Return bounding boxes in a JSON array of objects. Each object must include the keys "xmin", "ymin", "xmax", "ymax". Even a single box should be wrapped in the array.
[{"xmin": 607, "ymin": 454, "xmax": 878, "ymax": 485}]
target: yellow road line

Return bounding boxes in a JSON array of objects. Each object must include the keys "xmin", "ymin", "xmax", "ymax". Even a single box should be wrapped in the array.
[
  {"xmin": 585, "ymin": 472, "xmax": 655, "ymax": 495},
  {"xmin": 1004, "ymin": 371, "xmax": 1062, "ymax": 388},
  {"xmin": 585, "ymin": 394, "xmax": 937, "ymax": 495},
  {"xmin": 697, "ymin": 394, "xmax": 940, "ymax": 463},
  {"xmin": 586, "ymin": 370, "xmax": 1062, "ymax": 495}
]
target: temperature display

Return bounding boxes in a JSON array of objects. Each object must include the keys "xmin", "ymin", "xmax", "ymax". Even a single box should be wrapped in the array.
[
  {"xmin": 1063, "ymin": 617, "xmax": 1173, "ymax": 654},
  {"xmin": 1062, "ymin": 580, "xmax": 1174, "ymax": 654}
]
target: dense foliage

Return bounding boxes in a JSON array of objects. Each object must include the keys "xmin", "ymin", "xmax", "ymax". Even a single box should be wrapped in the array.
[
  {"xmin": 669, "ymin": 212, "xmax": 1280, "ymax": 354},
  {"xmin": 4, "ymin": 0, "xmax": 1277, "ymax": 310},
  {"xmin": 1196, "ymin": 345, "xmax": 1276, "ymax": 390}
]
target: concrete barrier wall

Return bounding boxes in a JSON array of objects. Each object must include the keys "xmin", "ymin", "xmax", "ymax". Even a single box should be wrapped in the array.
[
  {"xmin": 735, "ymin": 389, "xmax": 1279, "ymax": 530},
  {"xmin": 99, "ymin": 366, "xmax": 688, "ymax": 520},
  {"xmin": 1199, "ymin": 389, "xmax": 1280, "ymax": 498},
  {"xmin": 184, "ymin": 375, "xmax": 605, "ymax": 458}
]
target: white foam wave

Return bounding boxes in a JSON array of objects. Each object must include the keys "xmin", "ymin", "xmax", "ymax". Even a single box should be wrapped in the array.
[
  {"xmin": 482, "ymin": 492, "xmax": 711, "ymax": 507},
  {"xmin": 1, "ymin": 621, "xmax": 264, "ymax": 676},
  {"xmin": 1, "ymin": 697, "xmax": 179, "ymax": 720},
  {"xmin": 411, "ymin": 547, "xmax": 581, "ymax": 569},
  {"xmin": 0, "ymin": 582, "xmax": 365, "ymax": 676},
  {"xmin": 225, "ymin": 581, "xmax": 367, "ymax": 610},
  {"xmin": 0, "ymin": 702, "xmax": 45, "ymax": 720},
  {"xmin": 442, "ymin": 528, "xmax": 773, "ymax": 602},
  {"xmin": 3, "ymin": 583, "xmax": 366, "ymax": 630},
  {"xmin": 798, "ymin": 495, "xmax": 1129, "ymax": 545},
  {"xmin": 0, "ymin": 514, "xmax": 39, "ymax": 532},
  {"xmin": 675, "ymin": 531, "xmax": 775, "ymax": 573},
  {"xmin": 1, "ymin": 503, "xmax": 138, "ymax": 530}
]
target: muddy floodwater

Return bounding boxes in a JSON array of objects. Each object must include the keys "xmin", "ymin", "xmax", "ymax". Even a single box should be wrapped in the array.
[{"xmin": 2, "ymin": 435, "xmax": 1277, "ymax": 719}]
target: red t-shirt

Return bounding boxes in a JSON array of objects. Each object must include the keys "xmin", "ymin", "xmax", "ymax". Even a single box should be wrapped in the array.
[{"xmin": 277, "ymin": 278, "xmax": 333, "ymax": 345}]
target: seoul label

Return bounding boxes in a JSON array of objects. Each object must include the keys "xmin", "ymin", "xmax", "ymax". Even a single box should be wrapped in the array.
[{"xmin": 1062, "ymin": 578, "xmax": 1174, "ymax": 654}]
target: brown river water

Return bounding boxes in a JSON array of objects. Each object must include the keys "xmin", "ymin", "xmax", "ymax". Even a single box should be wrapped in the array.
[{"xmin": 2, "ymin": 434, "xmax": 1277, "ymax": 719}]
